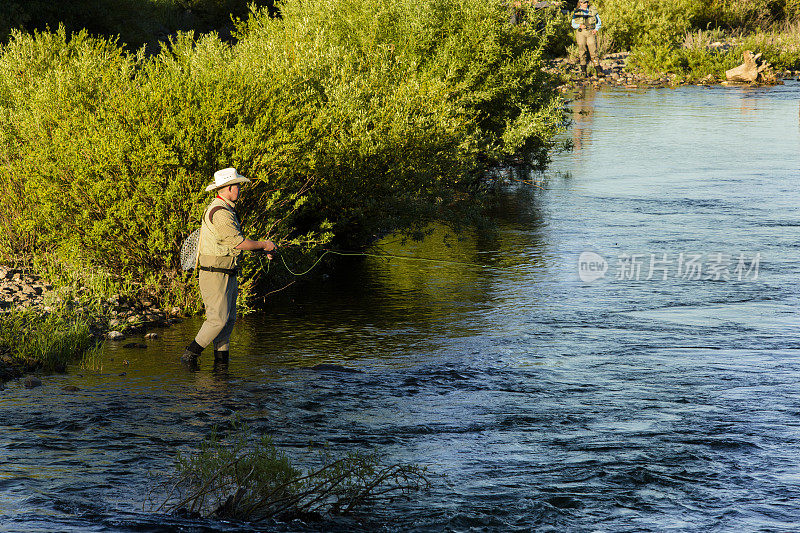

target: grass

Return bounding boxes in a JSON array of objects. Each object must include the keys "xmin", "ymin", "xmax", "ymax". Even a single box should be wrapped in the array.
[{"xmin": 0, "ymin": 306, "xmax": 99, "ymax": 373}]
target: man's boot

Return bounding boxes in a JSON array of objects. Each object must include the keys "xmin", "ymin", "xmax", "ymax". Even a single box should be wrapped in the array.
[
  {"xmin": 213, "ymin": 350, "xmax": 229, "ymax": 364},
  {"xmin": 580, "ymin": 64, "xmax": 588, "ymax": 78},
  {"xmin": 594, "ymin": 61, "xmax": 604, "ymax": 77},
  {"xmin": 181, "ymin": 340, "xmax": 203, "ymax": 365}
]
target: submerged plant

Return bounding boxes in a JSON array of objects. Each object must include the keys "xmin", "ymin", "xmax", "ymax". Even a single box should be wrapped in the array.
[{"xmin": 155, "ymin": 422, "xmax": 430, "ymax": 522}]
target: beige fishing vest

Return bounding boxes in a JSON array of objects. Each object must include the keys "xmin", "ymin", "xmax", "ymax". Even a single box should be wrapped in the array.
[
  {"xmin": 573, "ymin": 6, "xmax": 599, "ymax": 30},
  {"xmin": 198, "ymin": 197, "xmax": 243, "ymax": 268}
]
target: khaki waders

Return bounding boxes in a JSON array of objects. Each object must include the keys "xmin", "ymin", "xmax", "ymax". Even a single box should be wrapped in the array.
[
  {"xmin": 576, "ymin": 28, "xmax": 600, "ymax": 72},
  {"xmin": 195, "ymin": 270, "xmax": 238, "ymax": 352}
]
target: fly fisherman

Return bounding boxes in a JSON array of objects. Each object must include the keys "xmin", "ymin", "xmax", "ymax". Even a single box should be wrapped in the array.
[
  {"xmin": 572, "ymin": 0, "xmax": 603, "ymax": 77},
  {"xmin": 182, "ymin": 168, "xmax": 277, "ymax": 366}
]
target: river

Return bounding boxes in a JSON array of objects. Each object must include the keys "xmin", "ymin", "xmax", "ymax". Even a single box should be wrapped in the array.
[{"xmin": 1, "ymin": 82, "xmax": 798, "ymax": 532}]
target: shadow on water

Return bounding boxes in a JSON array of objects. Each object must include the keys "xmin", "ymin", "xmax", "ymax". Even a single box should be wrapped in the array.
[{"xmin": 1, "ymin": 82, "xmax": 800, "ymax": 532}]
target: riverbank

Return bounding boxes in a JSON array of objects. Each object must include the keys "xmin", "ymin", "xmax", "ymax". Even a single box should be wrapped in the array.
[
  {"xmin": 0, "ymin": 264, "xmax": 183, "ymax": 386},
  {"xmin": 548, "ymin": 52, "xmax": 800, "ymax": 91}
]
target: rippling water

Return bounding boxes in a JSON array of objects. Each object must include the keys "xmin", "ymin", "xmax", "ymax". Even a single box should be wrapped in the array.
[{"xmin": 1, "ymin": 83, "xmax": 799, "ymax": 532}]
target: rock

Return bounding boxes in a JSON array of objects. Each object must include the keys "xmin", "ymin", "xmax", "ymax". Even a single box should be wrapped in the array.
[
  {"xmin": 144, "ymin": 333, "xmax": 159, "ymax": 340},
  {"xmin": 127, "ymin": 315, "xmax": 141, "ymax": 324},
  {"xmin": 170, "ymin": 306, "xmax": 182, "ymax": 316},
  {"xmin": 23, "ymin": 376, "xmax": 42, "ymax": 389},
  {"xmin": 62, "ymin": 385, "xmax": 80, "ymax": 392},
  {"xmin": 107, "ymin": 331, "xmax": 125, "ymax": 341},
  {"xmin": 123, "ymin": 342, "xmax": 147, "ymax": 349},
  {"xmin": 109, "ymin": 319, "xmax": 121, "ymax": 328}
]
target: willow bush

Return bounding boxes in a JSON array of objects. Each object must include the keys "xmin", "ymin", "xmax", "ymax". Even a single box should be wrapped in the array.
[
  {"xmin": 0, "ymin": 0, "xmax": 563, "ymax": 303},
  {"xmin": 155, "ymin": 422, "xmax": 429, "ymax": 521}
]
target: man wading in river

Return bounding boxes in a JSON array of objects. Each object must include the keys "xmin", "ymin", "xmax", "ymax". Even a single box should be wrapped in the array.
[
  {"xmin": 572, "ymin": 0, "xmax": 603, "ymax": 77},
  {"xmin": 182, "ymin": 168, "xmax": 277, "ymax": 366}
]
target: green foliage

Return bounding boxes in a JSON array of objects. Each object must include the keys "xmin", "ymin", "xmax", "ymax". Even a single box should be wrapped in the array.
[
  {"xmin": 156, "ymin": 421, "xmax": 429, "ymax": 521},
  {"xmin": 629, "ymin": 25, "xmax": 800, "ymax": 80},
  {"xmin": 597, "ymin": 0, "xmax": 696, "ymax": 51},
  {"xmin": 597, "ymin": 0, "xmax": 798, "ymax": 51},
  {"xmin": 593, "ymin": 0, "xmax": 800, "ymax": 79},
  {"xmin": 0, "ymin": 0, "xmax": 564, "ymax": 305},
  {"xmin": 0, "ymin": 0, "xmax": 274, "ymax": 50},
  {"xmin": 739, "ymin": 23, "xmax": 800, "ymax": 69},
  {"xmin": 692, "ymin": 0, "xmax": 791, "ymax": 31},
  {"xmin": 0, "ymin": 307, "xmax": 97, "ymax": 372}
]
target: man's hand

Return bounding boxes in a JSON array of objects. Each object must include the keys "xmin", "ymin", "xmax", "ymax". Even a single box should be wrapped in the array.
[{"xmin": 262, "ymin": 240, "xmax": 278, "ymax": 260}]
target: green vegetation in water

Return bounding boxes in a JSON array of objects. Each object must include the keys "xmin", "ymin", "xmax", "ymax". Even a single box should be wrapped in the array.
[
  {"xmin": 591, "ymin": 0, "xmax": 800, "ymax": 81},
  {"xmin": 0, "ymin": 0, "xmax": 565, "ymax": 312},
  {"xmin": 0, "ymin": 307, "xmax": 99, "ymax": 373},
  {"xmin": 154, "ymin": 421, "xmax": 429, "ymax": 522}
]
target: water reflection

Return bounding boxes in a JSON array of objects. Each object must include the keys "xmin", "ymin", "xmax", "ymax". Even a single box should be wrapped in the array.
[{"xmin": 571, "ymin": 86, "xmax": 597, "ymax": 152}]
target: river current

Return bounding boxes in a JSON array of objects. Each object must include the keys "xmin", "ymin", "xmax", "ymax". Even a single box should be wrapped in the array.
[{"xmin": 1, "ymin": 83, "xmax": 799, "ymax": 532}]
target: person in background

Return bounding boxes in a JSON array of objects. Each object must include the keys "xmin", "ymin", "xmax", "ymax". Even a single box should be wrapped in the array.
[
  {"xmin": 181, "ymin": 167, "xmax": 277, "ymax": 367},
  {"xmin": 572, "ymin": 0, "xmax": 603, "ymax": 77}
]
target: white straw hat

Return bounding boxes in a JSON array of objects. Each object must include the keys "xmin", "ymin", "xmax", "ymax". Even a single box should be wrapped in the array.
[{"xmin": 205, "ymin": 167, "xmax": 251, "ymax": 192}]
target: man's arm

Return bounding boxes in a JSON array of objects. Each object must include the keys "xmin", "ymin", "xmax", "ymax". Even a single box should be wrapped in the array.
[{"xmin": 235, "ymin": 239, "xmax": 277, "ymax": 251}]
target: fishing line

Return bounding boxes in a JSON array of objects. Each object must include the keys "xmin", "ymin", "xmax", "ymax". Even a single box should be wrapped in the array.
[{"xmin": 257, "ymin": 248, "xmax": 492, "ymax": 278}]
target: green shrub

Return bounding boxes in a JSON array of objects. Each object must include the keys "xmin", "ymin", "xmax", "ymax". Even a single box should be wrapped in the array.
[
  {"xmin": 0, "ymin": 0, "xmax": 564, "ymax": 304},
  {"xmin": 156, "ymin": 421, "xmax": 429, "ymax": 521},
  {"xmin": 593, "ymin": 0, "xmax": 800, "ymax": 78},
  {"xmin": 630, "ymin": 25, "xmax": 800, "ymax": 79},
  {"xmin": 596, "ymin": 0, "xmax": 695, "ymax": 51},
  {"xmin": 596, "ymin": 0, "xmax": 798, "ymax": 52}
]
